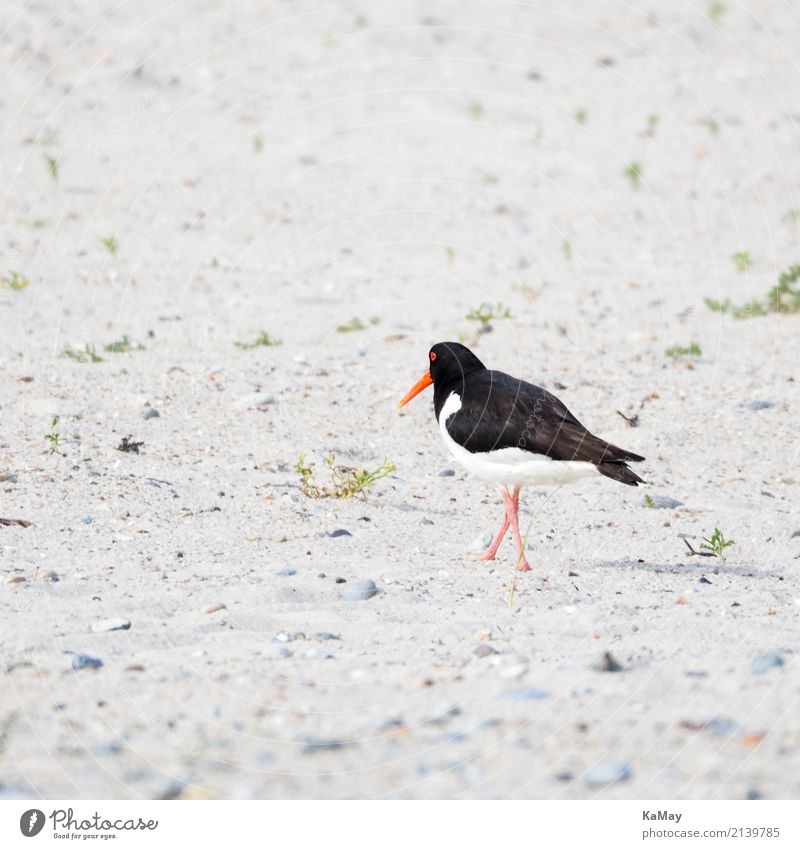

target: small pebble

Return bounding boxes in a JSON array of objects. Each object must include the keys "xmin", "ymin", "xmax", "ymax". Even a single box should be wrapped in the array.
[
  {"xmin": 313, "ymin": 632, "xmax": 340, "ymax": 641},
  {"xmin": 304, "ymin": 646, "xmax": 334, "ymax": 659},
  {"xmin": 438, "ymin": 468, "xmax": 456, "ymax": 477},
  {"xmin": 745, "ymin": 400, "xmax": 776, "ymax": 411},
  {"xmin": 594, "ymin": 651, "xmax": 624, "ymax": 672},
  {"xmin": 262, "ymin": 645, "xmax": 292, "ymax": 659},
  {"xmin": 274, "ymin": 631, "xmax": 305, "ymax": 643},
  {"xmin": 40, "ymin": 570, "xmax": 59, "ymax": 582},
  {"xmin": 143, "ymin": 408, "xmax": 160, "ymax": 419},
  {"xmin": 6, "ymin": 575, "xmax": 26, "ymax": 585},
  {"xmin": 582, "ymin": 762, "xmax": 632, "ymax": 788},
  {"xmin": 469, "ymin": 531, "xmax": 493, "ymax": 553},
  {"xmin": 342, "ymin": 579, "xmax": 377, "ymax": 601},
  {"xmin": 90, "ymin": 618, "xmax": 131, "ymax": 633},
  {"xmin": 202, "ymin": 602, "xmax": 227, "ymax": 614},
  {"xmin": 698, "ymin": 576, "xmax": 712, "ymax": 585},
  {"xmin": 235, "ymin": 392, "xmax": 274, "ymax": 410},
  {"xmin": 335, "ymin": 577, "xmax": 347, "ymax": 584},
  {"xmin": 81, "ymin": 516, "xmax": 93, "ymax": 525},
  {"xmin": 329, "ymin": 529, "xmax": 352, "ymax": 538},
  {"xmin": 72, "ymin": 653, "xmax": 103, "ymax": 671},
  {"xmin": 750, "ymin": 652, "xmax": 784, "ymax": 676},
  {"xmin": 276, "ymin": 568, "xmax": 297, "ymax": 577},
  {"xmin": 648, "ymin": 495, "xmax": 684, "ymax": 509},
  {"xmin": 502, "ymin": 686, "xmax": 550, "ymax": 701},
  {"xmin": 301, "ymin": 736, "xmax": 350, "ymax": 754},
  {"xmin": 474, "ymin": 644, "xmax": 499, "ymax": 658}
]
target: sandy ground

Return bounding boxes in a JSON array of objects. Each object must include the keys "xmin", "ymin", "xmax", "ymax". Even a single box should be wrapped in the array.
[{"xmin": 1, "ymin": 0, "xmax": 799, "ymax": 800}]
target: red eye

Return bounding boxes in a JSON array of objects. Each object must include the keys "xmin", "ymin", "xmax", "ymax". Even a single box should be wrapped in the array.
[{"xmin": 430, "ymin": 351, "xmax": 437, "ymax": 362}]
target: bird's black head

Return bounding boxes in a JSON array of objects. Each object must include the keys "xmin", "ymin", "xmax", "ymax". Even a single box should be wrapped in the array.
[{"xmin": 398, "ymin": 341, "xmax": 486, "ymax": 408}]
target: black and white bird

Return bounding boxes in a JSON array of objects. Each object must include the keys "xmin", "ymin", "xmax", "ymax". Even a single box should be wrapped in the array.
[{"xmin": 398, "ymin": 342, "xmax": 645, "ymax": 571}]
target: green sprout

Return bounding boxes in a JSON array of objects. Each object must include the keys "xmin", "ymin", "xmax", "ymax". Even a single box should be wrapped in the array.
[
  {"xmin": 101, "ymin": 235, "xmax": 119, "ymax": 256},
  {"xmin": 699, "ymin": 527, "xmax": 735, "ymax": 560},
  {"xmin": 60, "ymin": 344, "xmax": 103, "ymax": 363},
  {"xmin": 295, "ymin": 452, "xmax": 395, "ymax": 499},
  {"xmin": 643, "ymin": 493, "xmax": 655, "ymax": 508},
  {"xmin": 665, "ymin": 342, "xmax": 702, "ymax": 360},
  {"xmin": 45, "ymin": 155, "xmax": 59, "ymax": 181},
  {"xmin": 234, "ymin": 331, "xmax": 282, "ymax": 349},
  {"xmin": 104, "ymin": 335, "xmax": 145, "ymax": 353},
  {"xmin": 624, "ymin": 161, "xmax": 642, "ymax": 188},
  {"xmin": 731, "ymin": 251, "xmax": 752, "ymax": 272},
  {"xmin": 337, "ymin": 316, "xmax": 380, "ymax": 333},
  {"xmin": 466, "ymin": 302, "xmax": 513, "ymax": 325},
  {"xmin": 708, "ymin": 2, "xmax": 726, "ymax": 23},
  {"xmin": 44, "ymin": 417, "xmax": 61, "ymax": 455},
  {"xmin": 469, "ymin": 101, "xmax": 485, "ymax": 119},
  {"xmin": 2, "ymin": 271, "xmax": 30, "ymax": 291},
  {"xmin": 704, "ymin": 264, "xmax": 800, "ymax": 319},
  {"xmin": 575, "ymin": 108, "xmax": 587, "ymax": 125}
]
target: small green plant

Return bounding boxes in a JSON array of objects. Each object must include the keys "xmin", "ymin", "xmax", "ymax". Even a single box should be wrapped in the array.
[
  {"xmin": 61, "ymin": 344, "xmax": 103, "ymax": 363},
  {"xmin": 101, "ymin": 235, "xmax": 118, "ymax": 255},
  {"xmin": 295, "ymin": 452, "xmax": 395, "ymax": 499},
  {"xmin": 575, "ymin": 108, "xmax": 587, "ymax": 125},
  {"xmin": 708, "ymin": 2, "xmax": 726, "ymax": 23},
  {"xmin": 234, "ymin": 330, "xmax": 282, "ymax": 349},
  {"xmin": 646, "ymin": 114, "xmax": 659, "ymax": 136},
  {"xmin": 252, "ymin": 134, "xmax": 264, "ymax": 153},
  {"xmin": 469, "ymin": 101, "xmax": 485, "ymax": 119},
  {"xmin": 104, "ymin": 335, "xmax": 145, "ymax": 353},
  {"xmin": 337, "ymin": 316, "xmax": 379, "ymax": 333},
  {"xmin": 708, "ymin": 118, "xmax": 721, "ymax": 135},
  {"xmin": 704, "ymin": 264, "xmax": 800, "ymax": 319},
  {"xmin": 44, "ymin": 417, "xmax": 61, "ymax": 454},
  {"xmin": 466, "ymin": 302, "xmax": 513, "ymax": 325},
  {"xmin": 562, "ymin": 239, "xmax": 572, "ymax": 261},
  {"xmin": 643, "ymin": 493, "xmax": 655, "ymax": 508},
  {"xmin": 731, "ymin": 251, "xmax": 752, "ymax": 272},
  {"xmin": 699, "ymin": 527, "xmax": 735, "ymax": 559},
  {"xmin": 45, "ymin": 155, "xmax": 59, "ymax": 181},
  {"xmin": 446, "ymin": 245, "xmax": 455, "ymax": 262},
  {"xmin": 2, "ymin": 271, "xmax": 30, "ymax": 291},
  {"xmin": 624, "ymin": 161, "xmax": 642, "ymax": 188},
  {"xmin": 665, "ymin": 342, "xmax": 702, "ymax": 360},
  {"xmin": 515, "ymin": 281, "xmax": 548, "ymax": 303}
]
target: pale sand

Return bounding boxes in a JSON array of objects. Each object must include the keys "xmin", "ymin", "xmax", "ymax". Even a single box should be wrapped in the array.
[{"xmin": 1, "ymin": 1, "xmax": 799, "ymax": 799}]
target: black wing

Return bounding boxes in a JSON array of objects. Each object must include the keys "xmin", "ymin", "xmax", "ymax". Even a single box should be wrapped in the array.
[{"xmin": 444, "ymin": 370, "xmax": 645, "ymax": 485}]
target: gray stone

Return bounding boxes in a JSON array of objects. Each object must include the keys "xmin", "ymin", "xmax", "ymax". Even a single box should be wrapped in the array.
[
  {"xmin": 582, "ymin": 762, "xmax": 632, "ymax": 787},
  {"xmin": 745, "ymin": 400, "xmax": 776, "ymax": 411},
  {"xmin": 235, "ymin": 392, "xmax": 275, "ymax": 410},
  {"xmin": 750, "ymin": 652, "xmax": 784, "ymax": 676},
  {"xmin": 329, "ymin": 528, "xmax": 352, "ymax": 538},
  {"xmin": 274, "ymin": 631, "xmax": 305, "ymax": 643},
  {"xmin": 469, "ymin": 531, "xmax": 493, "ymax": 553},
  {"xmin": 647, "ymin": 495, "xmax": 684, "ymax": 509},
  {"xmin": 502, "ymin": 686, "xmax": 550, "ymax": 701},
  {"xmin": 72, "ymin": 653, "xmax": 103, "ymax": 670},
  {"xmin": 262, "ymin": 645, "xmax": 292, "ymax": 659},
  {"xmin": 276, "ymin": 567, "xmax": 297, "ymax": 576},
  {"xmin": 90, "ymin": 618, "xmax": 131, "ymax": 634},
  {"xmin": 342, "ymin": 579, "xmax": 377, "ymax": 601},
  {"xmin": 474, "ymin": 644, "xmax": 499, "ymax": 658},
  {"xmin": 438, "ymin": 468, "xmax": 456, "ymax": 477},
  {"xmin": 143, "ymin": 408, "xmax": 160, "ymax": 419}
]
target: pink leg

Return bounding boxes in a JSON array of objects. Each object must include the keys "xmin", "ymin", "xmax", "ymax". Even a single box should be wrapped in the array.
[
  {"xmin": 477, "ymin": 488, "xmax": 513, "ymax": 561},
  {"xmin": 507, "ymin": 486, "xmax": 532, "ymax": 572}
]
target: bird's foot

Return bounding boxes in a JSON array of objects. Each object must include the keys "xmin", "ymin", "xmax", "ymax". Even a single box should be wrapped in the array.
[{"xmin": 515, "ymin": 558, "xmax": 532, "ymax": 572}]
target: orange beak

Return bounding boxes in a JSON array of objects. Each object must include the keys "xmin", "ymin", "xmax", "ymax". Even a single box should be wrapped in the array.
[{"xmin": 397, "ymin": 370, "xmax": 433, "ymax": 408}]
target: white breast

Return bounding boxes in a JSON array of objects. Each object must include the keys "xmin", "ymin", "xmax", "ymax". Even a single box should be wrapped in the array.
[{"xmin": 437, "ymin": 392, "xmax": 598, "ymax": 487}]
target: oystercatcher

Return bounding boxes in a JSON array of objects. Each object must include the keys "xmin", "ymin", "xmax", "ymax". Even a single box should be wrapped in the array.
[{"xmin": 398, "ymin": 342, "xmax": 645, "ymax": 571}]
